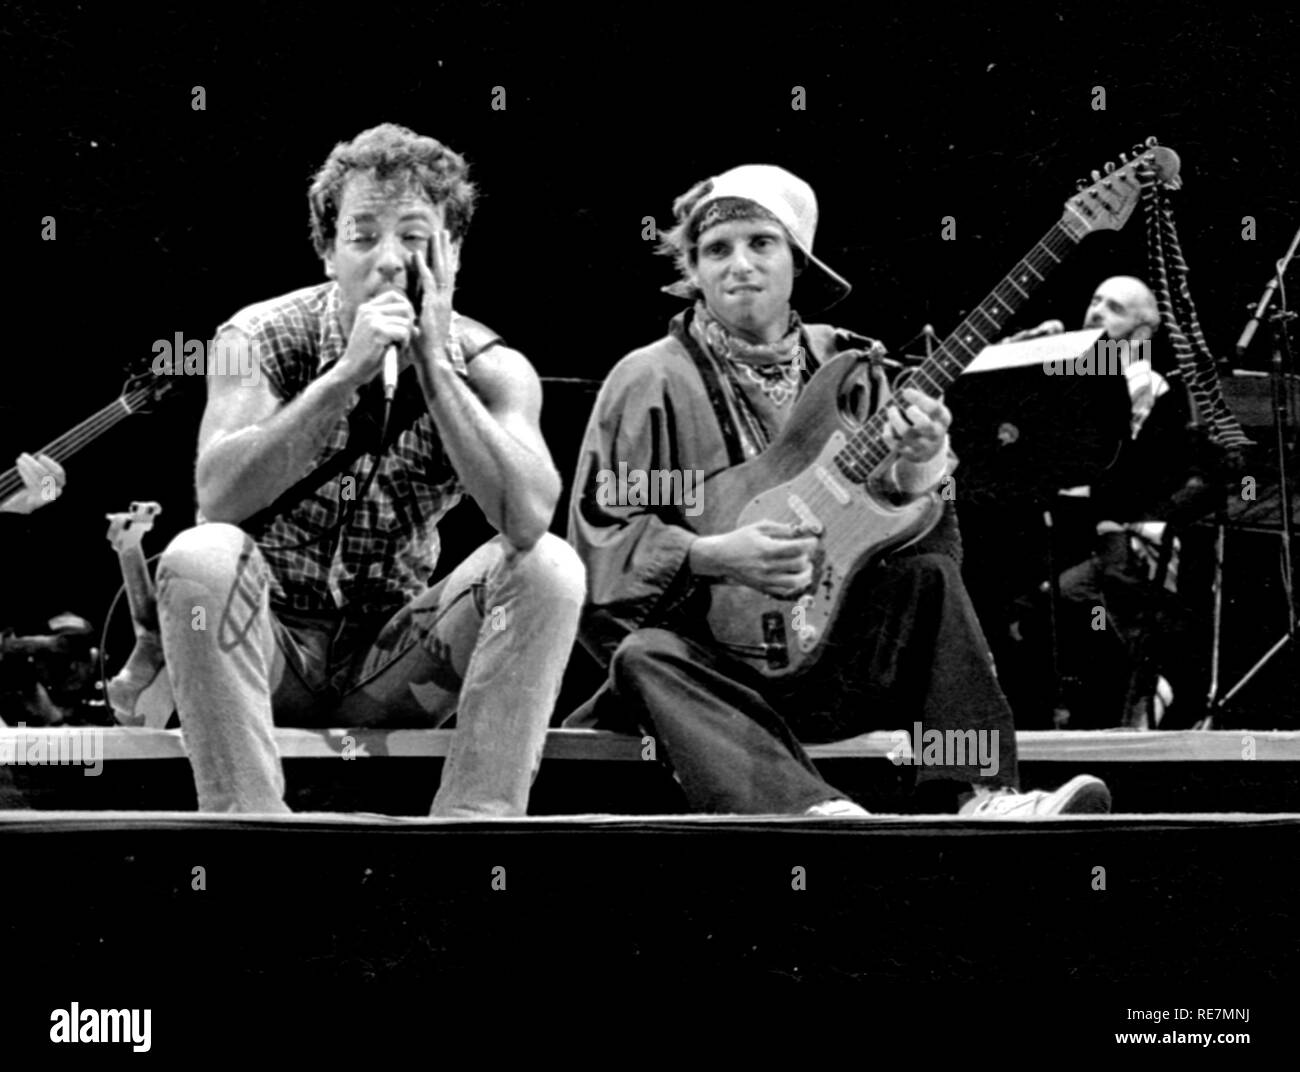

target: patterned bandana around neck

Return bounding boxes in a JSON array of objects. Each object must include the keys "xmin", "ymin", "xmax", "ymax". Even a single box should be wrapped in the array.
[{"xmin": 692, "ymin": 300, "xmax": 805, "ymax": 407}]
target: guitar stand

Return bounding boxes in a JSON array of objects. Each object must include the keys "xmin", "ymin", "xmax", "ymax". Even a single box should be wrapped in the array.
[{"xmin": 1202, "ymin": 312, "xmax": 1298, "ymax": 727}]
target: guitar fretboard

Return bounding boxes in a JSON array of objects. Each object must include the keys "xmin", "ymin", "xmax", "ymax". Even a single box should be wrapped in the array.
[
  {"xmin": 0, "ymin": 389, "xmax": 149, "ymax": 501},
  {"xmin": 834, "ymin": 216, "xmax": 1088, "ymax": 482},
  {"xmin": 112, "ymin": 537, "xmax": 162, "ymax": 634}
]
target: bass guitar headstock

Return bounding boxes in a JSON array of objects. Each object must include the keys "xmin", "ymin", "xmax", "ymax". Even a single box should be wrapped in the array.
[
  {"xmin": 118, "ymin": 367, "xmax": 178, "ymax": 415},
  {"xmin": 105, "ymin": 501, "xmax": 163, "ymax": 555}
]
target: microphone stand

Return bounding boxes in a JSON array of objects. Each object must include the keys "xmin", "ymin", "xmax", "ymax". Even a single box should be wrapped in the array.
[
  {"xmin": 1041, "ymin": 505, "xmax": 1073, "ymax": 729},
  {"xmin": 1205, "ymin": 235, "xmax": 1299, "ymax": 722},
  {"xmin": 1235, "ymin": 226, "xmax": 1300, "ymax": 359},
  {"xmin": 896, "ymin": 324, "xmax": 938, "ymax": 366}
]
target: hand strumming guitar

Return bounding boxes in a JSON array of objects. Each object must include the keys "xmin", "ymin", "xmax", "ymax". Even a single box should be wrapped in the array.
[{"xmin": 689, "ymin": 520, "xmax": 820, "ymax": 598}]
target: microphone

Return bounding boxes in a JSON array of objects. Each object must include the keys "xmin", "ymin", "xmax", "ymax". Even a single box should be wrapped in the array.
[
  {"xmin": 382, "ymin": 245, "xmax": 425, "ymax": 402},
  {"xmin": 1235, "ymin": 312, "xmax": 1261, "ymax": 357},
  {"xmin": 1003, "ymin": 319, "xmax": 1064, "ymax": 344},
  {"xmin": 1024, "ymin": 319, "xmax": 1064, "ymax": 339},
  {"xmin": 383, "ymin": 345, "xmax": 399, "ymax": 402}
]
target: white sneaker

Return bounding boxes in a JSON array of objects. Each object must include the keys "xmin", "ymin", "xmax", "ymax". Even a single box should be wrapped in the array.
[
  {"xmin": 805, "ymin": 798, "xmax": 872, "ymax": 817},
  {"xmin": 1153, "ymin": 676, "xmax": 1173, "ymax": 727},
  {"xmin": 959, "ymin": 775, "xmax": 1112, "ymax": 818}
]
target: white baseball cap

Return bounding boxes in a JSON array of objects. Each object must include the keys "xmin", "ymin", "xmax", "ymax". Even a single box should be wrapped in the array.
[{"xmin": 663, "ymin": 163, "xmax": 852, "ymax": 310}]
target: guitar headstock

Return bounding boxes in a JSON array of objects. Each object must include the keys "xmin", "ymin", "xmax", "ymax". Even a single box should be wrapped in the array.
[
  {"xmin": 1061, "ymin": 138, "xmax": 1180, "ymax": 236},
  {"xmin": 105, "ymin": 501, "xmax": 163, "ymax": 553},
  {"xmin": 119, "ymin": 367, "xmax": 178, "ymax": 414}
]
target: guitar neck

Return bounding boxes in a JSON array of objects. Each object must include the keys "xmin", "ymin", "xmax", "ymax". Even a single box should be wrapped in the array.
[
  {"xmin": 114, "ymin": 540, "xmax": 161, "ymax": 635},
  {"xmin": 839, "ymin": 217, "xmax": 1087, "ymax": 478},
  {"xmin": 0, "ymin": 389, "xmax": 147, "ymax": 501}
]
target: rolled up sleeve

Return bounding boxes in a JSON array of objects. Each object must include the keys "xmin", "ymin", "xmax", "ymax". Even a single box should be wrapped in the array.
[{"xmin": 567, "ymin": 355, "xmax": 706, "ymax": 667}]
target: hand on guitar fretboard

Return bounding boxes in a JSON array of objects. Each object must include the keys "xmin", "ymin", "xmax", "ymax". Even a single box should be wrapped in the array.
[
  {"xmin": 0, "ymin": 453, "xmax": 66, "ymax": 514},
  {"xmin": 0, "ymin": 368, "xmax": 173, "ymax": 515}
]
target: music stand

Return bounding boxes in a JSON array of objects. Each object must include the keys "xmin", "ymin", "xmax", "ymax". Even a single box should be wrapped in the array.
[{"xmin": 944, "ymin": 330, "xmax": 1129, "ymax": 728}]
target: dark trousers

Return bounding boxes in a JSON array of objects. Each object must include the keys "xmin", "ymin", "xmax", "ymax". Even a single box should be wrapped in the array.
[
  {"xmin": 1053, "ymin": 530, "xmax": 1199, "ymax": 726},
  {"xmin": 596, "ymin": 552, "xmax": 1020, "ymax": 814}
]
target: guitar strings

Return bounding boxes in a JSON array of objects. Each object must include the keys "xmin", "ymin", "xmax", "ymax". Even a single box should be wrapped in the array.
[
  {"xmin": 33, "ymin": 404, "xmax": 131, "ymax": 459},
  {"xmin": 833, "ymin": 222, "xmax": 1078, "ymax": 482},
  {"xmin": 0, "ymin": 408, "xmax": 126, "ymax": 497},
  {"xmin": 42, "ymin": 393, "xmax": 144, "ymax": 456},
  {"xmin": 0, "ymin": 391, "xmax": 148, "ymax": 499}
]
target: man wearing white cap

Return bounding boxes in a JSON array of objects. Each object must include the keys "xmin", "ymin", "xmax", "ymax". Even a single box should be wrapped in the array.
[{"xmin": 566, "ymin": 164, "xmax": 1112, "ymax": 817}]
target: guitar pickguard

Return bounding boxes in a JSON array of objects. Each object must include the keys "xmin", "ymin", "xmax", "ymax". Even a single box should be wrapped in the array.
[{"xmin": 709, "ymin": 431, "xmax": 942, "ymax": 677}]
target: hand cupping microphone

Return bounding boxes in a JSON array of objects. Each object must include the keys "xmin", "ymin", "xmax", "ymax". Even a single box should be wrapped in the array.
[{"xmin": 383, "ymin": 248, "xmax": 426, "ymax": 402}]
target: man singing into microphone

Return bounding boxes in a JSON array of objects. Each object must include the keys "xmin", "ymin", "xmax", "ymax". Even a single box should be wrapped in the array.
[{"xmin": 156, "ymin": 123, "xmax": 584, "ymax": 815}]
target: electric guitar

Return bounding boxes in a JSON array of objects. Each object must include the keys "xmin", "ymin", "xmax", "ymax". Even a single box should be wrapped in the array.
[
  {"xmin": 104, "ymin": 501, "xmax": 174, "ymax": 728},
  {"xmin": 699, "ymin": 139, "xmax": 1182, "ymax": 678},
  {"xmin": 0, "ymin": 369, "xmax": 174, "ymax": 505}
]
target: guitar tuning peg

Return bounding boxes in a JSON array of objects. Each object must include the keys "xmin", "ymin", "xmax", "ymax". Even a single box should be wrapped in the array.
[
  {"xmin": 1104, "ymin": 161, "xmax": 1115, "ymax": 174},
  {"xmin": 1144, "ymin": 135, "xmax": 1157, "ymax": 147},
  {"xmin": 1119, "ymin": 152, "xmax": 1129, "ymax": 163},
  {"xmin": 1090, "ymin": 169, "xmax": 1101, "ymax": 182},
  {"xmin": 1075, "ymin": 178, "xmax": 1088, "ymax": 191}
]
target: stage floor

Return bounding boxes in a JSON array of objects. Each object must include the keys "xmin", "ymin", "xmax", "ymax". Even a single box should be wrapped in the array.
[{"xmin": 4, "ymin": 727, "xmax": 1300, "ymax": 813}]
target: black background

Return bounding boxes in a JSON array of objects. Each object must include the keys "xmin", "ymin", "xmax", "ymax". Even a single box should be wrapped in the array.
[
  {"xmin": 3, "ymin": 2, "xmax": 1297, "ymax": 705},
  {"xmin": 1, "ymin": 1, "xmax": 1298, "ymax": 1046}
]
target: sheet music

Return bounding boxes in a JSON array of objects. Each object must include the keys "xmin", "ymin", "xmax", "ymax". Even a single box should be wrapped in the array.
[{"xmin": 965, "ymin": 328, "xmax": 1105, "ymax": 373}]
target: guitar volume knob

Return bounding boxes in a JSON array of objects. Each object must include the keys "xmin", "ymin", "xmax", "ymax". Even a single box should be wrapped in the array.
[{"xmin": 797, "ymin": 625, "xmax": 818, "ymax": 652}]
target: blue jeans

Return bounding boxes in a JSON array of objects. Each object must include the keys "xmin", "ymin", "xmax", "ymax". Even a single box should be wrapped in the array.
[{"xmin": 156, "ymin": 523, "xmax": 585, "ymax": 816}]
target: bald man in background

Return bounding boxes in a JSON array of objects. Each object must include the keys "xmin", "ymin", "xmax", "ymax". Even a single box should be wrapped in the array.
[
  {"xmin": 1081, "ymin": 275, "xmax": 1159, "ymax": 343},
  {"xmin": 1009, "ymin": 276, "xmax": 1228, "ymax": 729}
]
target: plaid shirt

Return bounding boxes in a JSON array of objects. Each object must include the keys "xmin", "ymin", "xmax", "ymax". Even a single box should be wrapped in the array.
[{"xmin": 215, "ymin": 281, "xmax": 474, "ymax": 618}]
